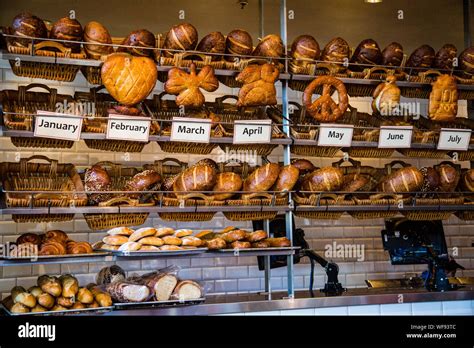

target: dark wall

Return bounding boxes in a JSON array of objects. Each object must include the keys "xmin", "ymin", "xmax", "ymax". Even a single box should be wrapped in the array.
[{"xmin": 0, "ymin": 0, "xmax": 469, "ymax": 52}]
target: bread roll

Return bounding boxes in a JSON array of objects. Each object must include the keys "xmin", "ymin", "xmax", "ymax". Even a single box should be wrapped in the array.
[
  {"xmin": 174, "ymin": 229, "xmax": 193, "ymax": 238},
  {"xmin": 350, "ymin": 39, "xmax": 382, "ymax": 71},
  {"xmin": 321, "ymin": 37, "xmax": 350, "ymax": 64},
  {"xmin": 253, "ymin": 34, "xmax": 284, "ymax": 58},
  {"xmin": 379, "ymin": 167, "xmax": 423, "ymax": 193},
  {"xmin": 212, "ymin": 172, "xmax": 242, "ymax": 200},
  {"xmin": 50, "ymin": 17, "xmax": 83, "ymax": 52},
  {"xmin": 38, "ymin": 275, "xmax": 62, "ymax": 297},
  {"xmin": 12, "ymin": 291, "xmax": 36, "ymax": 308},
  {"xmin": 118, "ymin": 242, "xmax": 142, "ymax": 252},
  {"xmin": 265, "ymin": 237, "xmax": 291, "ymax": 247},
  {"xmin": 160, "ymin": 245, "xmax": 183, "ymax": 251},
  {"xmin": 301, "ymin": 167, "xmax": 344, "ymax": 192},
  {"xmin": 436, "ymin": 163, "xmax": 460, "ymax": 192},
  {"xmin": 155, "ymin": 227, "xmax": 175, "ymax": 237},
  {"xmin": 434, "ymin": 44, "xmax": 457, "ymax": 70},
  {"xmin": 84, "ymin": 21, "xmax": 113, "ymax": 59},
  {"xmin": 37, "ymin": 293, "xmax": 55, "ymax": 309},
  {"xmin": 173, "ymin": 164, "xmax": 217, "ymax": 195},
  {"xmin": 171, "ymin": 280, "xmax": 202, "ymax": 301},
  {"xmin": 196, "ymin": 32, "xmax": 225, "ymax": 61},
  {"xmin": 87, "ymin": 301, "xmax": 99, "ymax": 308},
  {"xmin": 57, "ymin": 296, "xmax": 75, "ymax": 308},
  {"xmin": 230, "ymin": 241, "xmax": 251, "ymax": 249},
  {"xmin": 107, "ymin": 227, "xmax": 134, "ymax": 236},
  {"xmin": 31, "ymin": 304, "xmax": 47, "ymax": 312},
  {"xmin": 274, "ymin": 165, "xmax": 299, "ymax": 193},
  {"xmin": 162, "ymin": 235, "xmax": 182, "ymax": 246},
  {"xmin": 100, "ymin": 244, "xmax": 120, "ymax": 251},
  {"xmin": 60, "ymin": 274, "xmax": 79, "ymax": 298},
  {"xmin": 290, "ymin": 35, "xmax": 320, "ymax": 65},
  {"xmin": 12, "ymin": 12, "xmax": 47, "ymax": 47},
  {"xmin": 406, "ymin": 45, "xmax": 435, "ymax": 70},
  {"xmin": 243, "ymin": 163, "xmax": 280, "ymax": 193},
  {"xmin": 181, "ymin": 236, "xmax": 203, "ymax": 247},
  {"xmin": 205, "ymin": 237, "xmax": 226, "ymax": 250},
  {"xmin": 94, "ymin": 292, "xmax": 113, "ymax": 307},
  {"xmin": 77, "ymin": 287, "xmax": 94, "ymax": 304},
  {"xmin": 119, "ymin": 29, "xmax": 156, "ymax": 58},
  {"xmin": 382, "ymin": 42, "xmax": 404, "ymax": 67},
  {"xmin": 291, "ymin": 159, "xmax": 315, "ymax": 174},
  {"xmin": 163, "ymin": 23, "xmax": 198, "ymax": 56},
  {"xmin": 252, "ymin": 240, "xmax": 271, "ymax": 248},
  {"xmin": 225, "ymin": 29, "xmax": 253, "ymax": 61},
  {"xmin": 247, "ymin": 230, "xmax": 267, "ymax": 242},
  {"xmin": 28, "ymin": 286, "xmax": 43, "ymax": 298},
  {"xmin": 195, "ymin": 230, "xmax": 215, "ymax": 240},
  {"xmin": 221, "ymin": 229, "xmax": 248, "ymax": 243},
  {"xmin": 137, "ymin": 236, "xmax": 164, "ymax": 247},
  {"xmin": 102, "ymin": 235, "xmax": 129, "ymax": 246},
  {"xmin": 71, "ymin": 302, "xmax": 86, "ymax": 309},
  {"xmin": 138, "ymin": 245, "xmax": 160, "ymax": 251},
  {"xmin": 11, "ymin": 303, "xmax": 29, "ymax": 313},
  {"xmin": 129, "ymin": 227, "xmax": 157, "ymax": 242}
]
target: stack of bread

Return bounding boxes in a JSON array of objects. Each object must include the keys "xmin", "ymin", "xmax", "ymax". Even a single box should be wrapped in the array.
[
  {"xmin": 7, "ymin": 274, "xmax": 112, "ymax": 314},
  {"xmin": 98, "ymin": 227, "xmax": 206, "ymax": 252},
  {"xmin": 12, "ymin": 230, "xmax": 93, "ymax": 257}
]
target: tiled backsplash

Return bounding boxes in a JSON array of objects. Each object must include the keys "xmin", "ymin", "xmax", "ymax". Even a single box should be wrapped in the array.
[{"xmin": 0, "ymin": 63, "xmax": 473, "ymax": 299}]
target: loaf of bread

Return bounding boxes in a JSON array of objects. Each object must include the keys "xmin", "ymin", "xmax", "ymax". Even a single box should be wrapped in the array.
[
  {"xmin": 125, "ymin": 170, "xmax": 161, "ymax": 197},
  {"xmin": 137, "ymin": 236, "xmax": 164, "ymax": 247},
  {"xmin": 461, "ymin": 169, "xmax": 474, "ymax": 192},
  {"xmin": 107, "ymin": 227, "xmax": 134, "ymax": 236},
  {"xmin": 436, "ymin": 163, "xmax": 460, "ymax": 192},
  {"xmin": 83, "ymin": 21, "xmax": 113, "ymax": 59},
  {"xmin": 341, "ymin": 174, "xmax": 372, "ymax": 192},
  {"xmin": 379, "ymin": 167, "xmax": 423, "ymax": 193},
  {"xmin": 205, "ymin": 237, "xmax": 226, "ymax": 250},
  {"xmin": 129, "ymin": 227, "xmax": 157, "ymax": 242},
  {"xmin": 170, "ymin": 280, "xmax": 202, "ymax": 301},
  {"xmin": 225, "ymin": 29, "xmax": 253, "ymax": 61},
  {"xmin": 60, "ymin": 274, "xmax": 79, "ymax": 298},
  {"xmin": 252, "ymin": 240, "xmax": 270, "ymax": 248},
  {"xmin": 119, "ymin": 29, "xmax": 156, "ymax": 58},
  {"xmin": 274, "ymin": 165, "xmax": 299, "ymax": 193},
  {"xmin": 96, "ymin": 265, "xmax": 126, "ymax": 285},
  {"xmin": 118, "ymin": 241, "xmax": 141, "ymax": 252},
  {"xmin": 212, "ymin": 172, "xmax": 242, "ymax": 200},
  {"xmin": 290, "ymin": 35, "xmax": 320, "ymax": 65},
  {"xmin": 174, "ymin": 229, "xmax": 193, "ymax": 238},
  {"xmin": 85, "ymin": 164, "xmax": 112, "ymax": 205},
  {"xmin": 406, "ymin": 45, "xmax": 435, "ymax": 70},
  {"xmin": 196, "ymin": 32, "xmax": 226, "ymax": 61},
  {"xmin": 102, "ymin": 235, "xmax": 129, "ymax": 246},
  {"xmin": 221, "ymin": 229, "xmax": 247, "ymax": 243},
  {"xmin": 321, "ymin": 37, "xmax": 350, "ymax": 64},
  {"xmin": 12, "ymin": 12, "xmax": 47, "ymax": 47},
  {"xmin": 381, "ymin": 42, "xmax": 404, "ymax": 67},
  {"xmin": 434, "ymin": 44, "xmax": 457, "ymax": 70},
  {"xmin": 291, "ymin": 159, "xmax": 315, "ymax": 174},
  {"xmin": 160, "ymin": 245, "xmax": 183, "ymax": 251},
  {"xmin": 163, "ymin": 23, "xmax": 198, "ymax": 57},
  {"xmin": 162, "ymin": 236, "xmax": 182, "ymax": 246},
  {"xmin": 265, "ymin": 237, "xmax": 291, "ymax": 247},
  {"xmin": 181, "ymin": 236, "xmax": 203, "ymax": 247},
  {"xmin": 301, "ymin": 167, "xmax": 344, "ymax": 192},
  {"xmin": 173, "ymin": 164, "xmax": 217, "ymax": 195},
  {"xmin": 350, "ymin": 39, "xmax": 382, "ymax": 71},
  {"xmin": 420, "ymin": 167, "xmax": 440, "ymax": 192},
  {"xmin": 235, "ymin": 63, "xmax": 279, "ymax": 106},
  {"xmin": 253, "ymin": 34, "xmax": 284, "ymax": 58},
  {"xmin": 50, "ymin": 17, "xmax": 83, "ymax": 52},
  {"xmin": 105, "ymin": 282, "xmax": 150, "ymax": 302},
  {"xmin": 429, "ymin": 74, "xmax": 458, "ymax": 122},
  {"xmin": 242, "ymin": 163, "xmax": 280, "ymax": 194},
  {"xmin": 155, "ymin": 227, "xmax": 175, "ymax": 237},
  {"xmin": 247, "ymin": 230, "xmax": 267, "ymax": 242},
  {"xmin": 458, "ymin": 46, "xmax": 474, "ymax": 78}
]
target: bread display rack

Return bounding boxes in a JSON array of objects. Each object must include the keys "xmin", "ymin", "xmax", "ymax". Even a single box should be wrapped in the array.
[{"xmin": 1, "ymin": 0, "xmax": 474, "ymax": 315}]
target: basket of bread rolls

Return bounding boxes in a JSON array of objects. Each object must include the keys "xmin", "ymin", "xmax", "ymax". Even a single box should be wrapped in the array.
[
  {"xmin": 7, "ymin": 13, "xmax": 87, "ymax": 82},
  {"xmin": 1, "ymin": 83, "xmax": 76, "ymax": 149},
  {"xmin": 3, "ymin": 274, "xmax": 113, "ymax": 315},
  {"xmin": 82, "ymin": 162, "xmax": 161, "ymax": 230}
]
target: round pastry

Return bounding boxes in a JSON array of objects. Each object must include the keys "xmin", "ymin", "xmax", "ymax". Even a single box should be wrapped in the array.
[
  {"xmin": 83, "ymin": 21, "xmax": 113, "ymax": 59},
  {"xmin": 461, "ymin": 169, "xmax": 474, "ymax": 192},
  {"xmin": 102, "ymin": 235, "xmax": 129, "ymax": 246},
  {"xmin": 155, "ymin": 227, "xmax": 175, "ymax": 237},
  {"xmin": 458, "ymin": 46, "xmax": 474, "ymax": 78},
  {"xmin": 118, "ymin": 241, "xmax": 141, "ymax": 252},
  {"xmin": 129, "ymin": 227, "xmax": 157, "ymax": 242},
  {"xmin": 230, "ymin": 241, "xmax": 251, "ymax": 249},
  {"xmin": 43, "ymin": 230, "xmax": 69, "ymax": 243},
  {"xmin": 162, "ymin": 235, "xmax": 182, "ymax": 246},
  {"xmin": 321, "ymin": 37, "xmax": 350, "ymax": 64},
  {"xmin": 436, "ymin": 163, "xmax": 460, "ymax": 192},
  {"xmin": 291, "ymin": 159, "xmax": 315, "ymax": 174},
  {"xmin": 160, "ymin": 245, "xmax": 183, "ymax": 251},
  {"xmin": 119, "ymin": 29, "xmax": 156, "ymax": 58},
  {"xmin": 252, "ymin": 240, "xmax": 271, "ymax": 248},
  {"xmin": 85, "ymin": 164, "xmax": 112, "ymax": 205},
  {"xmin": 174, "ymin": 229, "xmax": 193, "ymax": 238},
  {"xmin": 381, "ymin": 42, "xmax": 404, "ymax": 67},
  {"xmin": 12, "ymin": 12, "xmax": 48, "ymax": 47},
  {"xmin": 265, "ymin": 237, "xmax": 291, "ymax": 247},
  {"xmin": 66, "ymin": 241, "xmax": 93, "ymax": 254},
  {"xmin": 253, "ymin": 34, "xmax": 284, "ymax": 59},
  {"xmin": 107, "ymin": 227, "xmax": 134, "ymax": 236},
  {"xmin": 434, "ymin": 44, "xmax": 457, "ymax": 70},
  {"xmin": 406, "ymin": 44, "xmax": 435, "ymax": 71},
  {"xmin": 137, "ymin": 236, "xmax": 164, "ymax": 247},
  {"xmin": 225, "ymin": 29, "xmax": 253, "ymax": 61},
  {"xmin": 196, "ymin": 31, "xmax": 225, "ymax": 61},
  {"xmin": 420, "ymin": 167, "xmax": 440, "ymax": 192},
  {"xmin": 181, "ymin": 236, "xmax": 203, "ymax": 247},
  {"xmin": 290, "ymin": 35, "xmax": 320, "ymax": 65},
  {"xmin": 205, "ymin": 237, "xmax": 227, "ymax": 250},
  {"xmin": 247, "ymin": 230, "xmax": 267, "ymax": 243},
  {"xmin": 221, "ymin": 229, "xmax": 247, "ymax": 243},
  {"xmin": 350, "ymin": 38, "xmax": 382, "ymax": 71},
  {"xmin": 96, "ymin": 265, "xmax": 126, "ymax": 285},
  {"xmin": 49, "ymin": 17, "xmax": 83, "ymax": 52},
  {"xmin": 16, "ymin": 233, "xmax": 42, "ymax": 245},
  {"xmin": 163, "ymin": 23, "xmax": 198, "ymax": 57},
  {"xmin": 39, "ymin": 240, "xmax": 67, "ymax": 255}
]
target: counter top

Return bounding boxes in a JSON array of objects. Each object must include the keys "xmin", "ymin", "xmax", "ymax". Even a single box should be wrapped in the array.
[{"xmin": 104, "ymin": 287, "xmax": 474, "ymax": 316}]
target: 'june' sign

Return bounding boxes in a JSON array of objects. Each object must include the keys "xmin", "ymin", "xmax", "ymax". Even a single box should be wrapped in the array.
[
  {"xmin": 170, "ymin": 117, "xmax": 211, "ymax": 143},
  {"xmin": 106, "ymin": 114, "xmax": 151, "ymax": 142},
  {"xmin": 437, "ymin": 128, "xmax": 471, "ymax": 151},
  {"xmin": 233, "ymin": 119, "xmax": 272, "ymax": 144},
  {"xmin": 378, "ymin": 125, "xmax": 413, "ymax": 148},
  {"xmin": 34, "ymin": 110, "xmax": 83, "ymax": 141},
  {"xmin": 318, "ymin": 124, "xmax": 354, "ymax": 147}
]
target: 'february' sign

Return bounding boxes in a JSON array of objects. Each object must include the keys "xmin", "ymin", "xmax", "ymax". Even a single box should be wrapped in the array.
[{"xmin": 106, "ymin": 114, "xmax": 151, "ymax": 142}]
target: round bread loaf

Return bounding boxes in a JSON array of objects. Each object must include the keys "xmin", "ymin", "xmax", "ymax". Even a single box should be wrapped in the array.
[
  {"xmin": 436, "ymin": 163, "xmax": 460, "ymax": 192},
  {"xmin": 340, "ymin": 174, "xmax": 372, "ymax": 192},
  {"xmin": 50, "ymin": 17, "xmax": 83, "ymax": 52},
  {"xmin": 196, "ymin": 31, "xmax": 225, "ymax": 61},
  {"xmin": 194, "ymin": 158, "xmax": 218, "ymax": 171},
  {"xmin": 225, "ymin": 29, "xmax": 253, "ymax": 61},
  {"xmin": 406, "ymin": 44, "xmax": 435, "ymax": 71},
  {"xmin": 83, "ymin": 21, "xmax": 113, "ymax": 59},
  {"xmin": 173, "ymin": 164, "xmax": 217, "ymax": 195},
  {"xmin": 85, "ymin": 164, "xmax": 112, "ymax": 205},
  {"xmin": 243, "ymin": 163, "xmax": 281, "ymax": 193},
  {"xmin": 205, "ymin": 237, "xmax": 226, "ymax": 250},
  {"xmin": 321, "ymin": 37, "xmax": 350, "ymax": 63},
  {"xmin": 12, "ymin": 12, "xmax": 47, "ymax": 47},
  {"xmin": 434, "ymin": 43, "xmax": 457, "ymax": 70},
  {"xmin": 163, "ymin": 23, "xmax": 198, "ymax": 57},
  {"xmin": 124, "ymin": 170, "xmax": 161, "ymax": 195},
  {"xmin": 458, "ymin": 46, "xmax": 474, "ymax": 78},
  {"xmin": 381, "ymin": 42, "xmax": 404, "ymax": 67},
  {"xmin": 350, "ymin": 38, "xmax": 382, "ymax": 71},
  {"xmin": 461, "ymin": 169, "xmax": 474, "ymax": 192},
  {"xmin": 119, "ymin": 29, "xmax": 156, "ymax": 57},
  {"xmin": 379, "ymin": 167, "xmax": 423, "ymax": 193},
  {"xmin": 301, "ymin": 167, "xmax": 344, "ymax": 192},
  {"xmin": 291, "ymin": 159, "xmax": 315, "ymax": 174},
  {"xmin": 253, "ymin": 34, "xmax": 284, "ymax": 58},
  {"xmin": 290, "ymin": 35, "xmax": 320, "ymax": 65}
]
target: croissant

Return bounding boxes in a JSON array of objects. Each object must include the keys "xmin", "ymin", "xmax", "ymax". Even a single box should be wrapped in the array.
[
  {"xmin": 164, "ymin": 63, "xmax": 219, "ymax": 107},
  {"xmin": 39, "ymin": 241, "xmax": 67, "ymax": 256},
  {"xmin": 66, "ymin": 241, "xmax": 93, "ymax": 254},
  {"xmin": 236, "ymin": 63, "xmax": 279, "ymax": 107},
  {"xmin": 43, "ymin": 230, "xmax": 69, "ymax": 244}
]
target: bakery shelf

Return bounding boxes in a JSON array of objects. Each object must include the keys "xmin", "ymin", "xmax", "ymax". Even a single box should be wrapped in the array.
[
  {"xmin": 0, "ymin": 253, "xmax": 114, "ymax": 266},
  {"xmin": 294, "ymin": 204, "xmax": 474, "ymax": 213}
]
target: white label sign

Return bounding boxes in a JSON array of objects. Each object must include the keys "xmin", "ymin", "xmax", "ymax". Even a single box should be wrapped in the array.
[
  {"xmin": 437, "ymin": 128, "xmax": 471, "ymax": 151},
  {"xmin": 34, "ymin": 110, "xmax": 83, "ymax": 141},
  {"xmin": 170, "ymin": 117, "xmax": 211, "ymax": 143},
  {"xmin": 378, "ymin": 126, "xmax": 413, "ymax": 148},
  {"xmin": 106, "ymin": 114, "xmax": 151, "ymax": 142},
  {"xmin": 233, "ymin": 119, "xmax": 272, "ymax": 144},
  {"xmin": 318, "ymin": 124, "xmax": 354, "ymax": 147}
]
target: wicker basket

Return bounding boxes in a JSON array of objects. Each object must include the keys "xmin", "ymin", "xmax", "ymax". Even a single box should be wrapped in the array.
[
  {"xmin": 350, "ymin": 193, "xmax": 408, "ymax": 219},
  {"xmin": 81, "ymin": 66, "xmax": 102, "ymax": 85},
  {"xmin": 1, "ymin": 83, "xmax": 75, "ymax": 149},
  {"xmin": 293, "ymin": 193, "xmax": 354, "ymax": 220},
  {"xmin": 0, "ymin": 155, "xmax": 87, "ymax": 223},
  {"xmin": 455, "ymin": 197, "xmax": 474, "ymax": 220},
  {"xmin": 159, "ymin": 193, "xmax": 224, "ymax": 221},
  {"xmin": 5, "ymin": 31, "xmax": 86, "ymax": 81},
  {"xmin": 455, "ymin": 75, "xmax": 474, "ymax": 100},
  {"xmin": 402, "ymin": 196, "xmax": 464, "ymax": 221},
  {"xmin": 223, "ymin": 193, "xmax": 287, "ymax": 221}
]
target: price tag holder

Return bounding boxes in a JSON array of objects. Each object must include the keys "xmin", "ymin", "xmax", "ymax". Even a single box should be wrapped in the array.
[
  {"xmin": 317, "ymin": 124, "xmax": 354, "ymax": 147},
  {"xmin": 378, "ymin": 125, "xmax": 413, "ymax": 148},
  {"xmin": 106, "ymin": 114, "xmax": 151, "ymax": 142},
  {"xmin": 34, "ymin": 110, "xmax": 83, "ymax": 141},
  {"xmin": 170, "ymin": 117, "xmax": 211, "ymax": 143},
  {"xmin": 437, "ymin": 128, "xmax": 471, "ymax": 151},
  {"xmin": 233, "ymin": 119, "xmax": 272, "ymax": 144}
]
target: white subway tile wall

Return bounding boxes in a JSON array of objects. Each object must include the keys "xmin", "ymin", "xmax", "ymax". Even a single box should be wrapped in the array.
[{"xmin": 0, "ymin": 67, "xmax": 473, "ymax": 300}]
